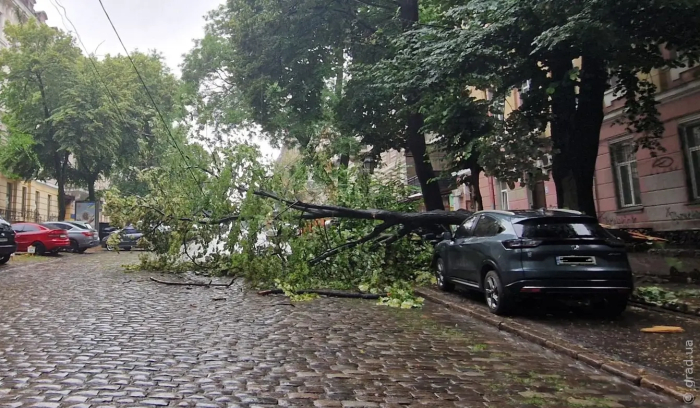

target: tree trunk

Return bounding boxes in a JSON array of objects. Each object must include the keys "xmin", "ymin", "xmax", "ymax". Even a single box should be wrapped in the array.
[
  {"xmin": 572, "ymin": 56, "xmax": 608, "ymax": 216},
  {"xmin": 464, "ymin": 152, "xmax": 483, "ymax": 211},
  {"xmin": 469, "ymin": 166, "xmax": 483, "ymax": 211},
  {"xmin": 55, "ymin": 152, "xmax": 71, "ymax": 221},
  {"xmin": 87, "ymin": 177, "xmax": 97, "ymax": 202},
  {"xmin": 549, "ymin": 59, "xmax": 579, "ymax": 210},
  {"xmin": 57, "ymin": 181, "xmax": 66, "ymax": 221},
  {"xmin": 407, "ymin": 113, "xmax": 444, "ymax": 211},
  {"xmin": 399, "ymin": 0, "xmax": 444, "ymax": 211}
]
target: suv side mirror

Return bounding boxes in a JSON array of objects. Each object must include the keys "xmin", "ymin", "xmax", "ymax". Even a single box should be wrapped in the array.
[{"xmin": 441, "ymin": 231, "xmax": 452, "ymax": 241}]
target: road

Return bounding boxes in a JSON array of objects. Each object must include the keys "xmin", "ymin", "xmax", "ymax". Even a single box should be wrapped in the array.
[{"xmin": 0, "ymin": 251, "xmax": 680, "ymax": 407}]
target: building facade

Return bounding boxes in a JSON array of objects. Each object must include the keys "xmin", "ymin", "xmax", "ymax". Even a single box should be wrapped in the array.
[
  {"xmin": 0, "ymin": 1, "xmax": 61, "ymax": 222},
  {"xmin": 473, "ymin": 59, "xmax": 700, "ymax": 233}
]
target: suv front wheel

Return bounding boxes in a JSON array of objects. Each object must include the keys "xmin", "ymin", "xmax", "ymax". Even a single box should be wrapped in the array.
[{"xmin": 484, "ymin": 270, "xmax": 513, "ymax": 315}]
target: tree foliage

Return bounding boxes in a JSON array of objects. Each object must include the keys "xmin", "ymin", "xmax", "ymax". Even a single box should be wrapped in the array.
[
  {"xmin": 0, "ymin": 19, "xmax": 184, "ymax": 207},
  {"xmin": 0, "ymin": 20, "xmax": 84, "ymax": 219},
  {"xmin": 104, "ymin": 141, "xmax": 437, "ymax": 307},
  {"xmin": 398, "ymin": 0, "xmax": 700, "ymax": 214},
  {"xmin": 183, "ymin": 0, "xmax": 463, "ymax": 210}
]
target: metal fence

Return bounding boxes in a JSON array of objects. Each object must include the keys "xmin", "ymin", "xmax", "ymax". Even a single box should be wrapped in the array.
[{"xmin": 0, "ymin": 208, "xmax": 58, "ymax": 223}]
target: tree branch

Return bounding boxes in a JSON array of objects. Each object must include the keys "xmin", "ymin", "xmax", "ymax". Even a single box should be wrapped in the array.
[{"xmin": 308, "ymin": 221, "xmax": 397, "ymax": 265}]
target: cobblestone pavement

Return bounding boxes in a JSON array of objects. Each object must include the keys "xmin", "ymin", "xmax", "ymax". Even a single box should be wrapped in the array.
[{"xmin": 0, "ymin": 252, "xmax": 681, "ymax": 407}]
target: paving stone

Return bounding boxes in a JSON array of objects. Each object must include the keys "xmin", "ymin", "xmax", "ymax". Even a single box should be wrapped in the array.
[{"xmin": 0, "ymin": 252, "xmax": 680, "ymax": 408}]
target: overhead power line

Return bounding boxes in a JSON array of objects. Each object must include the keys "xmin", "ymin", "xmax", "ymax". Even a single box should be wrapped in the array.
[
  {"xmin": 51, "ymin": 0, "xmax": 128, "ymax": 126},
  {"xmin": 96, "ymin": 0, "xmax": 203, "ymax": 192}
]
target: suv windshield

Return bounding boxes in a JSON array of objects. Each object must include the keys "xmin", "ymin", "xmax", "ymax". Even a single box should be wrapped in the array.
[{"xmin": 514, "ymin": 218, "xmax": 612, "ymax": 239}]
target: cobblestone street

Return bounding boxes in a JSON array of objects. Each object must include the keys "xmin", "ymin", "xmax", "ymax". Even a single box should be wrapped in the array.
[{"xmin": 0, "ymin": 252, "xmax": 681, "ymax": 407}]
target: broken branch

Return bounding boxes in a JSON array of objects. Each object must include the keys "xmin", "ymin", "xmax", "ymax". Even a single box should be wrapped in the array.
[
  {"xmin": 258, "ymin": 289, "xmax": 382, "ymax": 299},
  {"xmin": 149, "ymin": 277, "xmax": 236, "ymax": 287}
]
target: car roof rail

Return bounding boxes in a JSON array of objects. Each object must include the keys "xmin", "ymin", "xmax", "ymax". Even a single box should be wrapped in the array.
[
  {"xmin": 551, "ymin": 208, "xmax": 584, "ymax": 215},
  {"xmin": 478, "ymin": 210, "xmax": 516, "ymax": 216}
]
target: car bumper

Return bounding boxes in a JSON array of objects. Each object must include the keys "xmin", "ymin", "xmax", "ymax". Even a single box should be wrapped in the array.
[
  {"xmin": 81, "ymin": 239, "xmax": 100, "ymax": 248},
  {"xmin": 505, "ymin": 279, "xmax": 634, "ymax": 297},
  {"xmin": 0, "ymin": 243, "xmax": 17, "ymax": 255},
  {"xmin": 46, "ymin": 239, "xmax": 71, "ymax": 251}
]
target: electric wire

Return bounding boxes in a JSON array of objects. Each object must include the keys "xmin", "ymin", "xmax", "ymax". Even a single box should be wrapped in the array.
[{"xmin": 96, "ymin": 0, "xmax": 203, "ymax": 192}]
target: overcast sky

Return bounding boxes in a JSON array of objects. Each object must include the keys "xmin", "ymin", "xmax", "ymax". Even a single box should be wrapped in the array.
[{"xmin": 35, "ymin": 0, "xmax": 279, "ymax": 160}]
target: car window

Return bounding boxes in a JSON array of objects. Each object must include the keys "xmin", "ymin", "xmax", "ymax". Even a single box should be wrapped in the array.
[
  {"xmin": 16, "ymin": 224, "xmax": 40, "ymax": 232},
  {"xmin": 51, "ymin": 223, "xmax": 73, "ymax": 230},
  {"xmin": 455, "ymin": 216, "xmax": 478, "ymax": 239},
  {"xmin": 43, "ymin": 224, "xmax": 63, "ymax": 230},
  {"xmin": 473, "ymin": 216, "xmax": 504, "ymax": 237},
  {"xmin": 514, "ymin": 218, "xmax": 612, "ymax": 239},
  {"xmin": 123, "ymin": 228, "xmax": 139, "ymax": 234}
]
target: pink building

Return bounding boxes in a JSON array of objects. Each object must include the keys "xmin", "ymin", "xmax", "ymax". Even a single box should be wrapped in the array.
[{"xmin": 471, "ymin": 62, "xmax": 700, "ymax": 233}]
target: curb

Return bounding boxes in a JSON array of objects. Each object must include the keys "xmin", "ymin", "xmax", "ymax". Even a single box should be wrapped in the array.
[
  {"xmin": 630, "ymin": 299, "xmax": 700, "ymax": 319},
  {"xmin": 415, "ymin": 287, "xmax": 699, "ymax": 405},
  {"xmin": 631, "ymin": 296, "xmax": 700, "ymax": 318}
]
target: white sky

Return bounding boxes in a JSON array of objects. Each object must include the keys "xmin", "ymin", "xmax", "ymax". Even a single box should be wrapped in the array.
[{"xmin": 35, "ymin": 0, "xmax": 279, "ymax": 160}]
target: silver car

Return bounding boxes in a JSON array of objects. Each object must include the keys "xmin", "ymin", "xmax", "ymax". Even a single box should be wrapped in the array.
[{"xmin": 42, "ymin": 222, "xmax": 99, "ymax": 253}]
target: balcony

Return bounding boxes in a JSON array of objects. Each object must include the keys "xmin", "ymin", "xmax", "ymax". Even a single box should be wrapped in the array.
[{"xmin": 0, "ymin": 208, "xmax": 55, "ymax": 223}]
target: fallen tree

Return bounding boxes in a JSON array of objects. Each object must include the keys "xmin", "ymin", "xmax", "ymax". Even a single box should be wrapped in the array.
[{"xmin": 103, "ymin": 142, "xmax": 468, "ymax": 308}]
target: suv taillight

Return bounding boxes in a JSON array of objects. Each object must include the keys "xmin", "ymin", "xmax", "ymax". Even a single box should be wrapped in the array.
[{"xmin": 502, "ymin": 239, "xmax": 542, "ymax": 249}]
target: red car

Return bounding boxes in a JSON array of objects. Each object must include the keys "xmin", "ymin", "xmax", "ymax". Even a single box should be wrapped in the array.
[{"xmin": 11, "ymin": 223, "xmax": 70, "ymax": 255}]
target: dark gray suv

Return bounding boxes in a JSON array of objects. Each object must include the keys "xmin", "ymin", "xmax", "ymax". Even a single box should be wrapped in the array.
[{"xmin": 433, "ymin": 209, "xmax": 633, "ymax": 316}]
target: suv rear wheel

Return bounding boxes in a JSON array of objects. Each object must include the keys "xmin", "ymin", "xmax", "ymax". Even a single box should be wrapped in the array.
[
  {"xmin": 435, "ymin": 258, "xmax": 454, "ymax": 292},
  {"xmin": 0, "ymin": 255, "xmax": 10, "ymax": 265},
  {"xmin": 484, "ymin": 270, "xmax": 513, "ymax": 315}
]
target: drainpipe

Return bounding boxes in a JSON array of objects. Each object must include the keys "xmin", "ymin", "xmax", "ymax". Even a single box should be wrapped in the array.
[
  {"xmin": 489, "ymin": 177, "xmax": 497, "ymax": 209},
  {"xmin": 593, "ymin": 175, "xmax": 600, "ymax": 218}
]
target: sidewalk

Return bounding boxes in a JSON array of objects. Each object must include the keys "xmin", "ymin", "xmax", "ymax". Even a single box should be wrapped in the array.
[{"xmin": 417, "ymin": 286, "xmax": 700, "ymax": 404}]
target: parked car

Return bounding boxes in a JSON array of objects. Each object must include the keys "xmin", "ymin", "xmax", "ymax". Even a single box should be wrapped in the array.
[
  {"xmin": 11, "ymin": 223, "xmax": 71, "ymax": 255},
  {"xmin": 102, "ymin": 226, "xmax": 143, "ymax": 251},
  {"xmin": 0, "ymin": 216, "xmax": 17, "ymax": 265},
  {"xmin": 67, "ymin": 221, "xmax": 94, "ymax": 231},
  {"xmin": 98, "ymin": 222, "xmax": 118, "ymax": 242},
  {"xmin": 43, "ymin": 222, "xmax": 99, "ymax": 253},
  {"xmin": 433, "ymin": 209, "xmax": 633, "ymax": 317}
]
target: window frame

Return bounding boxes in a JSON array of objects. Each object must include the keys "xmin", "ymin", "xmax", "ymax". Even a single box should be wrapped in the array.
[
  {"xmin": 680, "ymin": 121, "xmax": 700, "ymax": 202},
  {"xmin": 609, "ymin": 138, "xmax": 642, "ymax": 208},
  {"xmin": 498, "ymin": 180, "xmax": 510, "ymax": 211}
]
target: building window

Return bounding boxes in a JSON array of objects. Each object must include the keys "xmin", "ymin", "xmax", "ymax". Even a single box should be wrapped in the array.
[
  {"xmin": 681, "ymin": 122, "xmax": 700, "ymax": 201},
  {"xmin": 35, "ymin": 191, "xmax": 40, "ymax": 212},
  {"xmin": 47, "ymin": 194, "xmax": 52, "ymax": 218},
  {"xmin": 499, "ymin": 180, "xmax": 509, "ymax": 211},
  {"xmin": 610, "ymin": 140, "xmax": 642, "ymax": 208}
]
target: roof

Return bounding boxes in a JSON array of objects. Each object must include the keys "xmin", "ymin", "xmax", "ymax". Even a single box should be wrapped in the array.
[{"xmin": 478, "ymin": 208, "xmax": 595, "ymax": 220}]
